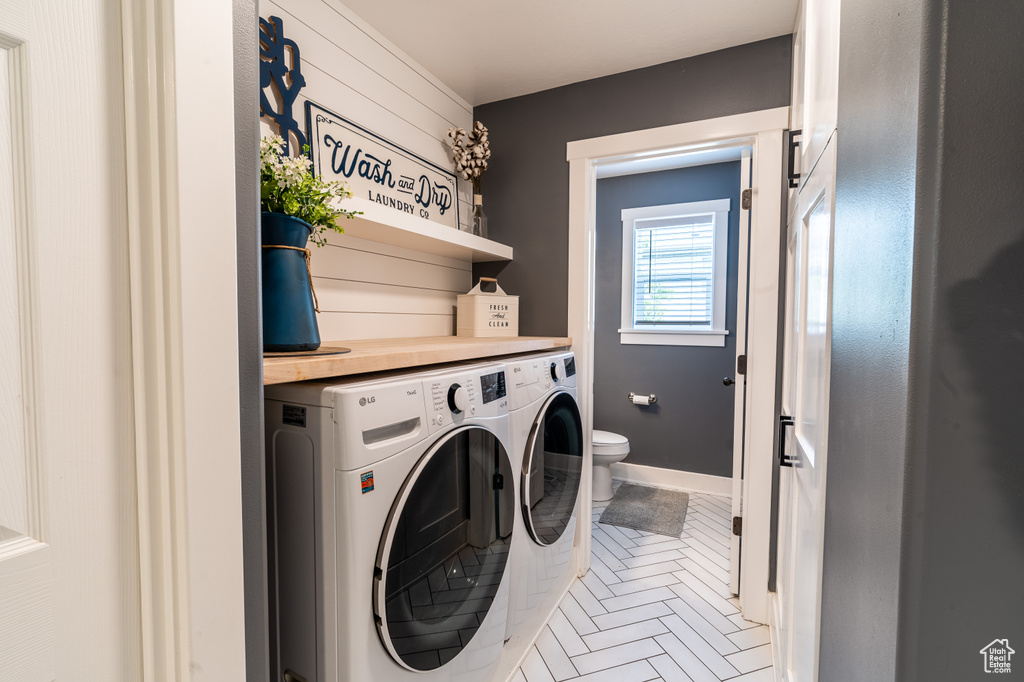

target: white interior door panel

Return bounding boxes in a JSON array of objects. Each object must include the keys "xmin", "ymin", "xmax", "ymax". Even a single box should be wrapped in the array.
[
  {"xmin": 0, "ymin": 11, "xmax": 53, "ymax": 678},
  {"xmin": 730, "ymin": 148, "xmax": 753, "ymax": 596},
  {"xmin": 0, "ymin": 0, "xmax": 141, "ymax": 678},
  {"xmin": 775, "ymin": 134, "xmax": 836, "ymax": 682}
]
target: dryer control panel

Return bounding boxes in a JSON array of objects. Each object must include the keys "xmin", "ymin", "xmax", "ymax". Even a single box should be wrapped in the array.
[{"xmin": 506, "ymin": 351, "xmax": 577, "ymax": 410}]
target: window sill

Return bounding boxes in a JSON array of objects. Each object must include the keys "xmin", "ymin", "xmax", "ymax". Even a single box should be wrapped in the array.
[{"xmin": 618, "ymin": 329, "xmax": 729, "ymax": 347}]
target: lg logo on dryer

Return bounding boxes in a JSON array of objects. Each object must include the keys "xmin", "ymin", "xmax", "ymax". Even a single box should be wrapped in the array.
[{"xmin": 358, "ymin": 396, "xmax": 376, "ymax": 406}]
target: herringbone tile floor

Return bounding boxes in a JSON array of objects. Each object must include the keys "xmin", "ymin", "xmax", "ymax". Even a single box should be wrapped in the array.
[{"xmin": 511, "ymin": 482, "xmax": 774, "ymax": 682}]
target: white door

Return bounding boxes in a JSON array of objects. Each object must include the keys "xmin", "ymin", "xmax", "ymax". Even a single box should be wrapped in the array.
[
  {"xmin": 729, "ymin": 148, "xmax": 753, "ymax": 595},
  {"xmin": 775, "ymin": 134, "xmax": 836, "ymax": 682},
  {"xmin": 0, "ymin": 0, "xmax": 141, "ymax": 679}
]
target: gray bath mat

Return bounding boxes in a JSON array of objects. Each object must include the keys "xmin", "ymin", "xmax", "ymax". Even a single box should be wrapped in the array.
[{"xmin": 599, "ymin": 483, "xmax": 689, "ymax": 537}]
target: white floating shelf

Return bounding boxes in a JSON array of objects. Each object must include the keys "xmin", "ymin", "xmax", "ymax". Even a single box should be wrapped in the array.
[{"xmin": 338, "ymin": 196, "xmax": 512, "ymax": 263}]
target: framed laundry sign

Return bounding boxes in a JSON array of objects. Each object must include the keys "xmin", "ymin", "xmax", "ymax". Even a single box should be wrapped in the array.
[{"xmin": 305, "ymin": 101, "xmax": 460, "ymax": 230}]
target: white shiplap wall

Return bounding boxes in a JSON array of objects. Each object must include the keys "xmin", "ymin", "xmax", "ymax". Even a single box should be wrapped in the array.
[{"xmin": 259, "ymin": 0, "xmax": 474, "ymax": 340}]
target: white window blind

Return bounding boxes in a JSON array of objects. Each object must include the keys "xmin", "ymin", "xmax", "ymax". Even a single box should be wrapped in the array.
[{"xmin": 632, "ymin": 215, "xmax": 715, "ymax": 327}]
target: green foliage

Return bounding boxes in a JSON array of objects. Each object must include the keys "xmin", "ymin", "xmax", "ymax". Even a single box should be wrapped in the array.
[
  {"xmin": 638, "ymin": 284, "xmax": 672, "ymax": 323},
  {"xmin": 260, "ymin": 135, "xmax": 361, "ymax": 247}
]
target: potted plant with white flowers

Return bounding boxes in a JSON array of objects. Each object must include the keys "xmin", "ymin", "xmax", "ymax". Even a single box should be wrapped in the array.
[
  {"xmin": 447, "ymin": 121, "xmax": 491, "ymax": 237},
  {"xmin": 260, "ymin": 134, "xmax": 359, "ymax": 352}
]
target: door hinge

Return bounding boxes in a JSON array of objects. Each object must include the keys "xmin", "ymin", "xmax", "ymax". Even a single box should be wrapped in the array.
[
  {"xmin": 741, "ymin": 188, "xmax": 752, "ymax": 210},
  {"xmin": 737, "ymin": 355, "xmax": 747, "ymax": 375},
  {"xmin": 787, "ymin": 129, "xmax": 802, "ymax": 188},
  {"xmin": 732, "ymin": 516, "xmax": 742, "ymax": 536},
  {"xmin": 780, "ymin": 415, "xmax": 798, "ymax": 468}
]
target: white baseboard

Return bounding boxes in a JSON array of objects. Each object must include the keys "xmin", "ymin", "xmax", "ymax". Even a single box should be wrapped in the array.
[{"xmin": 610, "ymin": 462, "xmax": 732, "ymax": 496}]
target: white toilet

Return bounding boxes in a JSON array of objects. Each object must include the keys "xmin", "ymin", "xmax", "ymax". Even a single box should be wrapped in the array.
[{"xmin": 592, "ymin": 430, "xmax": 630, "ymax": 502}]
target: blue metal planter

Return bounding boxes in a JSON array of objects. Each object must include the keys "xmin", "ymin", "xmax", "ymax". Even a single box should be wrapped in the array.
[{"xmin": 261, "ymin": 211, "xmax": 321, "ymax": 352}]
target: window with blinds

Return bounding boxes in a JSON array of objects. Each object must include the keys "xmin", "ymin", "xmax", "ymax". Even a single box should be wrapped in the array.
[
  {"xmin": 632, "ymin": 214, "xmax": 715, "ymax": 327},
  {"xmin": 620, "ymin": 199, "xmax": 730, "ymax": 346}
]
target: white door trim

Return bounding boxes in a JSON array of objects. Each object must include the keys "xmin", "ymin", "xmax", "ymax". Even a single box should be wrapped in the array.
[
  {"xmin": 121, "ymin": 0, "xmax": 246, "ymax": 678},
  {"xmin": 740, "ymin": 126, "xmax": 786, "ymax": 624},
  {"xmin": 567, "ymin": 155, "xmax": 596, "ymax": 576},
  {"xmin": 566, "ymin": 107, "xmax": 787, "ymax": 623},
  {"xmin": 121, "ymin": 1, "xmax": 192, "ymax": 675},
  {"xmin": 567, "ymin": 108, "xmax": 790, "ymax": 162}
]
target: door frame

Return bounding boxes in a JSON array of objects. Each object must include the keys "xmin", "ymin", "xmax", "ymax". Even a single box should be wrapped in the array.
[
  {"xmin": 566, "ymin": 107, "xmax": 788, "ymax": 624},
  {"xmin": 121, "ymin": 0, "xmax": 247, "ymax": 678}
]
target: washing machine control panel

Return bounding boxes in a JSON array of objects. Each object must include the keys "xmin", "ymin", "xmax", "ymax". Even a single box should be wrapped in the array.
[
  {"xmin": 550, "ymin": 361, "xmax": 565, "ymax": 382},
  {"xmin": 424, "ymin": 365, "xmax": 507, "ymax": 432},
  {"xmin": 478, "ymin": 370, "xmax": 506, "ymax": 404},
  {"xmin": 447, "ymin": 383, "xmax": 469, "ymax": 413}
]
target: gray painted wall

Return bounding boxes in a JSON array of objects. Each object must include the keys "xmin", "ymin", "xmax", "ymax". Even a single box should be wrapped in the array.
[
  {"xmin": 822, "ymin": 1, "xmax": 1024, "ymax": 680},
  {"xmin": 897, "ymin": 2, "xmax": 1024, "ymax": 679},
  {"xmin": 473, "ymin": 36, "xmax": 792, "ymax": 336},
  {"xmin": 234, "ymin": 1, "xmax": 268, "ymax": 680},
  {"xmin": 817, "ymin": 0, "xmax": 922, "ymax": 678},
  {"xmin": 594, "ymin": 163, "xmax": 741, "ymax": 476}
]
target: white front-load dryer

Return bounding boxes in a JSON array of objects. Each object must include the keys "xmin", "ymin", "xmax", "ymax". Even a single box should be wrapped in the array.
[
  {"xmin": 504, "ymin": 351, "xmax": 583, "ymax": 643},
  {"xmin": 265, "ymin": 362, "xmax": 514, "ymax": 682}
]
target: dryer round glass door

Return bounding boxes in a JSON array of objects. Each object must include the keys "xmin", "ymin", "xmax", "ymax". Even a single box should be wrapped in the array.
[
  {"xmin": 374, "ymin": 425, "xmax": 514, "ymax": 672},
  {"xmin": 522, "ymin": 391, "xmax": 583, "ymax": 546}
]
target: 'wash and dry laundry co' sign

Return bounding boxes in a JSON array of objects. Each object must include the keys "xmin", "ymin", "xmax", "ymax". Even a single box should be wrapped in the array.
[{"xmin": 306, "ymin": 101, "xmax": 460, "ymax": 230}]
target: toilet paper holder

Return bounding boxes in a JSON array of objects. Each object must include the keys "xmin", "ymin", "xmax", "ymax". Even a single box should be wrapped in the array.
[{"xmin": 627, "ymin": 392, "xmax": 657, "ymax": 406}]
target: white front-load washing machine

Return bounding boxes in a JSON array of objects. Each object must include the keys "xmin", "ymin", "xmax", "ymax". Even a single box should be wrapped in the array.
[
  {"xmin": 265, "ymin": 362, "xmax": 515, "ymax": 682},
  {"xmin": 504, "ymin": 351, "xmax": 583, "ymax": 643}
]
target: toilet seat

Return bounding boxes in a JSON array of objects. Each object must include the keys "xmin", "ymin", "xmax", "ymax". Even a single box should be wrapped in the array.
[{"xmin": 593, "ymin": 429, "xmax": 630, "ymax": 457}]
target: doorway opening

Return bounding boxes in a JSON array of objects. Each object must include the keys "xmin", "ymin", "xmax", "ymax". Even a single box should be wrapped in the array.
[
  {"xmin": 567, "ymin": 108, "xmax": 789, "ymax": 625},
  {"xmin": 591, "ymin": 148, "xmax": 749, "ymax": 582}
]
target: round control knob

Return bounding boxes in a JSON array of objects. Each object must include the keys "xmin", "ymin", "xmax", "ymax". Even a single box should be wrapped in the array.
[
  {"xmin": 550, "ymin": 361, "xmax": 565, "ymax": 382},
  {"xmin": 447, "ymin": 384, "xmax": 469, "ymax": 413}
]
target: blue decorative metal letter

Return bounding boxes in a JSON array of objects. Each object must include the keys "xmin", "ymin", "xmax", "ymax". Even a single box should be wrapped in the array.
[{"xmin": 259, "ymin": 15, "xmax": 306, "ymax": 155}]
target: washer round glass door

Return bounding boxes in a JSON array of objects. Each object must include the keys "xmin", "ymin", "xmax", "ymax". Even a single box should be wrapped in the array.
[
  {"xmin": 522, "ymin": 390, "xmax": 583, "ymax": 545},
  {"xmin": 374, "ymin": 425, "xmax": 514, "ymax": 671}
]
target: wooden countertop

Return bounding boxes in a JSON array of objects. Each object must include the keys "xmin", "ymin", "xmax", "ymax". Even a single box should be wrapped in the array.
[{"xmin": 263, "ymin": 336, "xmax": 572, "ymax": 385}]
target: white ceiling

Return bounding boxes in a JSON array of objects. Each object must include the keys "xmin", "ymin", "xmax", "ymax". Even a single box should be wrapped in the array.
[{"xmin": 342, "ymin": 0, "xmax": 798, "ymax": 106}]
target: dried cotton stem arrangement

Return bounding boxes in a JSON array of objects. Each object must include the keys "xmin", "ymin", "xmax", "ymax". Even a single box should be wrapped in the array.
[{"xmin": 447, "ymin": 121, "xmax": 490, "ymax": 196}]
